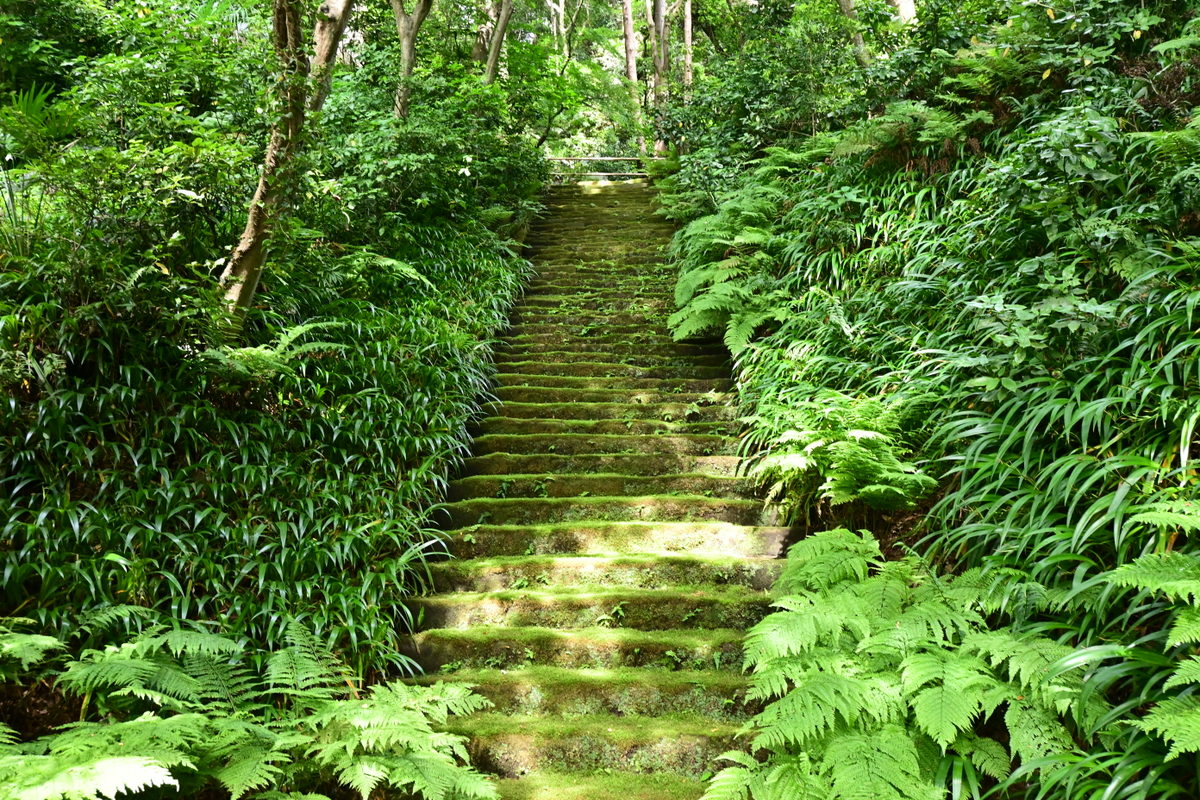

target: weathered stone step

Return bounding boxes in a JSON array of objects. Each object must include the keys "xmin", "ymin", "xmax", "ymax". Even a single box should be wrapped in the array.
[
  {"xmin": 461, "ymin": 452, "xmax": 742, "ymax": 476},
  {"xmin": 442, "ymin": 495, "xmax": 771, "ymax": 527},
  {"xmin": 502, "ymin": 336, "xmax": 721, "ymax": 357},
  {"xmin": 414, "ymin": 585, "xmax": 771, "ymax": 630},
  {"xmin": 530, "ymin": 263, "xmax": 670, "ymax": 277},
  {"xmin": 494, "ymin": 386, "xmax": 730, "ymax": 405},
  {"xmin": 474, "ymin": 417, "xmax": 732, "ymax": 437},
  {"xmin": 506, "ymin": 322, "xmax": 673, "ymax": 340},
  {"xmin": 412, "ymin": 666, "xmax": 752, "ymax": 719},
  {"xmin": 448, "ymin": 714, "xmax": 740, "ymax": 778},
  {"xmin": 469, "ymin": 433, "xmax": 736, "ymax": 457},
  {"xmin": 405, "ymin": 625, "xmax": 744, "ymax": 671},
  {"xmin": 495, "ymin": 771, "xmax": 705, "ymax": 800},
  {"xmin": 525, "ymin": 275, "xmax": 672, "ymax": 291},
  {"xmin": 509, "ymin": 312, "xmax": 669, "ymax": 327},
  {"xmin": 428, "ymin": 554, "xmax": 780, "ymax": 592},
  {"xmin": 495, "ymin": 350, "xmax": 727, "ymax": 368},
  {"xmin": 443, "ymin": 521, "xmax": 791, "ymax": 560},
  {"xmin": 486, "ymin": 401, "xmax": 735, "ymax": 422},
  {"xmin": 494, "ymin": 360, "xmax": 727, "ymax": 380},
  {"xmin": 493, "ymin": 374, "xmax": 732, "ymax": 393},
  {"xmin": 520, "ymin": 289, "xmax": 673, "ymax": 304},
  {"xmin": 449, "ymin": 472, "xmax": 746, "ymax": 501}
]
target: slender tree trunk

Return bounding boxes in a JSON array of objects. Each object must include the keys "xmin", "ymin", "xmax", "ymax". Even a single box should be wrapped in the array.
[
  {"xmin": 220, "ymin": 0, "xmax": 309, "ymax": 321},
  {"xmin": 652, "ymin": 0, "xmax": 668, "ymax": 107},
  {"xmin": 310, "ymin": 0, "xmax": 355, "ymax": 113},
  {"xmin": 620, "ymin": 0, "xmax": 638, "ymax": 85},
  {"xmin": 545, "ymin": 0, "xmax": 565, "ymax": 53},
  {"xmin": 483, "ymin": 0, "xmax": 513, "ymax": 83},
  {"xmin": 835, "ymin": 0, "xmax": 872, "ymax": 67},
  {"xmin": 682, "ymin": 0, "xmax": 693, "ymax": 90},
  {"xmin": 390, "ymin": 0, "xmax": 433, "ymax": 118}
]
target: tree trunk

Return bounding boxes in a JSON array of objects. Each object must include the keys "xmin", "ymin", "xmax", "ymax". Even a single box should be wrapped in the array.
[
  {"xmin": 483, "ymin": 0, "xmax": 513, "ymax": 84},
  {"xmin": 652, "ymin": 0, "xmax": 668, "ymax": 108},
  {"xmin": 545, "ymin": 0, "xmax": 565, "ymax": 53},
  {"xmin": 682, "ymin": 0, "xmax": 693, "ymax": 90},
  {"xmin": 310, "ymin": 0, "xmax": 355, "ymax": 113},
  {"xmin": 620, "ymin": 0, "xmax": 638, "ymax": 85},
  {"xmin": 471, "ymin": 0, "xmax": 500, "ymax": 62},
  {"xmin": 220, "ymin": 0, "xmax": 309, "ymax": 321},
  {"xmin": 390, "ymin": 0, "xmax": 433, "ymax": 118},
  {"xmin": 835, "ymin": 0, "xmax": 872, "ymax": 68},
  {"xmin": 888, "ymin": 0, "xmax": 916, "ymax": 22}
]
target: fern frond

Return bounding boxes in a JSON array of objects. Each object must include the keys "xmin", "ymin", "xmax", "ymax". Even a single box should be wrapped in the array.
[
  {"xmin": 0, "ymin": 754, "xmax": 178, "ymax": 800},
  {"xmin": 1134, "ymin": 696, "xmax": 1200, "ymax": 758},
  {"xmin": 823, "ymin": 725, "xmax": 941, "ymax": 800},
  {"xmin": 1107, "ymin": 551, "xmax": 1200, "ymax": 603},
  {"xmin": 1165, "ymin": 655, "xmax": 1200, "ymax": 689},
  {"xmin": 1168, "ymin": 607, "xmax": 1200, "ymax": 647},
  {"xmin": 1003, "ymin": 700, "xmax": 1074, "ymax": 764}
]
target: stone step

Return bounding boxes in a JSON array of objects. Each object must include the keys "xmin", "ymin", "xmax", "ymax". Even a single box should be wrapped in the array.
[
  {"xmin": 501, "ymin": 338, "xmax": 721, "ymax": 359},
  {"xmin": 493, "ymin": 386, "xmax": 731, "ymax": 405},
  {"xmin": 506, "ymin": 322, "xmax": 673, "ymax": 339},
  {"xmin": 469, "ymin": 433, "xmax": 737, "ymax": 457},
  {"xmin": 448, "ymin": 714, "xmax": 740, "ymax": 779},
  {"xmin": 411, "ymin": 666, "xmax": 753, "ymax": 719},
  {"xmin": 413, "ymin": 585, "xmax": 772, "ymax": 630},
  {"xmin": 525, "ymin": 276, "xmax": 673, "ymax": 292},
  {"xmin": 493, "ymin": 360, "xmax": 727, "ymax": 380},
  {"xmin": 495, "ymin": 771, "xmax": 705, "ymax": 800},
  {"xmin": 495, "ymin": 350, "xmax": 727, "ymax": 368},
  {"xmin": 461, "ymin": 452, "xmax": 742, "ymax": 476},
  {"xmin": 493, "ymin": 374, "xmax": 732, "ymax": 393},
  {"xmin": 473, "ymin": 416, "xmax": 733, "ymax": 437},
  {"xmin": 441, "ymin": 496, "xmax": 772, "ymax": 527},
  {"xmin": 509, "ymin": 311, "xmax": 669, "ymax": 327},
  {"xmin": 442, "ymin": 521, "xmax": 791, "ymax": 560},
  {"xmin": 428, "ymin": 554, "xmax": 780, "ymax": 592},
  {"xmin": 519, "ymin": 290, "xmax": 674, "ymax": 305},
  {"xmin": 404, "ymin": 625, "xmax": 745, "ymax": 672},
  {"xmin": 448, "ymin": 472, "xmax": 747, "ymax": 501},
  {"xmin": 484, "ymin": 401, "xmax": 735, "ymax": 422}
]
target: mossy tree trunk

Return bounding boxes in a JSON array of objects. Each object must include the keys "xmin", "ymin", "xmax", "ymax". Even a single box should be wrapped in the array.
[{"xmin": 483, "ymin": 0, "xmax": 514, "ymax": 84}]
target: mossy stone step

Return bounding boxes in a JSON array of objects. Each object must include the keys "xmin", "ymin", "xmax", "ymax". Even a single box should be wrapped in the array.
[
  {"xmin": 412, "ymin": 666, "xmax": 753, "ymax": 719},
  {"xmin": 428, "ymin": 554, "xmax": 780, "ymax": 592},
  {"xmin": 494, "ymin": 360, "xmax": 727, "ymax": 380},
  {"xmin": 447, "ymin": 714, "xmax": 741, "ymax": 778},
  {"xmin": 486, "ymin": 401, "xmax": 735, "ymax": 422},
  {"xmin": 442, "ymin": 495, "xmax": 772, "ymax": 527},
  {"xmin": 470, "ymin": 433, "xmax": 736, "ymax": 457},
  {"xmin": 443, "ymin": 521, "xmax": 791, "ymax": 560},
  {"xmin": 495, "ymin": 771, "xmax": 705, "ymax": 800},
  {"xmin": 519, "ymin": 289, "xmax": 673, "ymax": 304},
  {"xmin": 404, "ymin": 625, "xmax": 744, "ymax": 672},
  {"xmin": 473, "ymin": 416, "xmax": 732, "ymax": 437},
  {"xmin": 509, "ymin": 312, "xmax": 671, "ymax": 327},
  {"xmin": 525, "ymin": 276, "xmax": 672, "ymax": 292},
  {"xmin": 493, "ymin": 386, "xmax": 731, "ymax": 405},
  {"xmin": 501, "ymin": 338, "xmax": 722, "ymax": 358},
  {"xmin": 448, "ymin": 472, "xmax": 747, "ymax": 501},
  {"xmin": 495, "ymin": 350, "xmax": 728, "ymax": 368},
  {"xmin": 461, "ymin": 452, "xmax": 742, "ymax": 477},
  {"xmin": 493, "ymin": 374, "xmax": 732, "ymax": 394},
  {"xmin": 505, "ymin": 323, "xmax": 673, "ymax": 340}
]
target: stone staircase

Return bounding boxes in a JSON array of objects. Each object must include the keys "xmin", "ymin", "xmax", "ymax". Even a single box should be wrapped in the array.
[{"xmin": 406, "ymin": 181, "xmax": 789, "ymax": 800}]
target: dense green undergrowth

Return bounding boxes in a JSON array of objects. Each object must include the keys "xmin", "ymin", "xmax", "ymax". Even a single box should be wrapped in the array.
[{"xmin": 660, "ymin": 0, "xmax": 1200, "ymax": 797}]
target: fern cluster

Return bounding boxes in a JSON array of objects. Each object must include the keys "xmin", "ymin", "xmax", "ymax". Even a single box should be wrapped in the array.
[
  {"xmin": 705, "ymin": 530, "xmax": 1102, "ymax": 800},
  {"xmin": 0, "ymin": 621, "xmax": 496, "ymax": 800}
]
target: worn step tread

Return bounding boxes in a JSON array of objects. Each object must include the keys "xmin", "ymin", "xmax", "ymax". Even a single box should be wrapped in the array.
[
  {"xmin": 414, "ymin": 584, "xmax": 772, "ymax": 630},
  {"xmin": 448, "ymin": 714, "xmax": 741, "ymax": 778},
  {"xmin": 473, "ymin": 417, "xmax": 733, "ymax": 437},
  {"xmin": 412, "ymin": 666, "xmax": 752, "ymax": 719},
  {"xmin": 448, "ymin": 472, "xmax": 748, "ymax": 500},
  {"xmin": 443, "ymin": 520, "xmax": 790, "ymax": 559},
  {"xmin": 428, "ymin": 554, "xmax": 780, "ymax": 592},
  {"xmin": 470, "ymin": 433, "xmax": 737, "ymax": 457},
  {"xmin": 442, "ymin": 495, "xmax": 770, "ymax": 527},
  {"xmin": 404, "ymin": 625, "xmax": 745, "ymax": 671},
  {"xmin": 495, "ymin": 770, "xmax": 705, "ymax": 800},
  {"xmin": 483, "ymin": 401, "xmax": 735, "ymax": 422}
]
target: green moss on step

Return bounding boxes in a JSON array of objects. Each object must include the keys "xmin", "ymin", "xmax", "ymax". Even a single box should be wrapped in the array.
[{"xmin": 496, "ymin": 771, "xmax": 706, "ymax": 800}]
